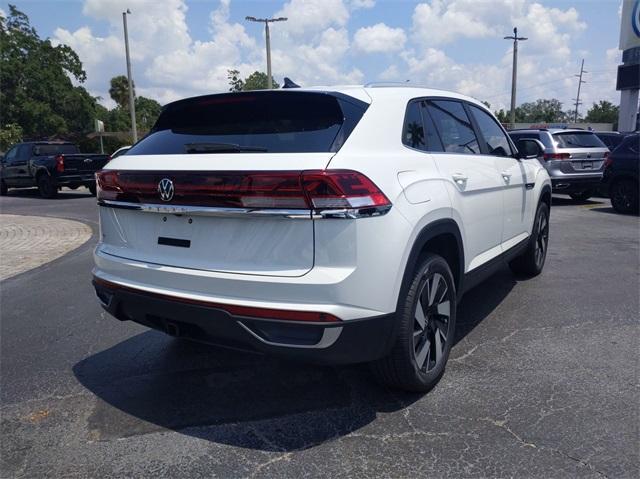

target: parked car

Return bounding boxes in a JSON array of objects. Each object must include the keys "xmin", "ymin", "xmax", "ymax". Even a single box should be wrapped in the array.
[
  {"xmin": 0, "ymin": 141, "xmax": 111, "ymax": 198},
  {"xmin": 601, "ymin": 133, "xmax": 639, "ymax": 214},
  {"xmin": 110, "ymin": 145, "xmax": 131, "ymax": 159},
  {"xmin": 508, "ymin": 128, "xmax": 609, "ymax": 201},
  {"xmin": 595, "ymin": 131, "xmax": 628, "ymax": 151},
  {"xmin": 92, "ymin": 87, "xmax": 551, "ymax": 392}
]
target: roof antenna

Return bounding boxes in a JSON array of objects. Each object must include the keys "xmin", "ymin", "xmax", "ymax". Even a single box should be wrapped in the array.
[{"xmin": 282, "ymin": 77, "xmax": 300, "ymax": 88}]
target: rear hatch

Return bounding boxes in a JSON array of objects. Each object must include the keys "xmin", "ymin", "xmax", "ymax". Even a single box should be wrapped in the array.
[
  {"xmin": 62, "ymin": 154, "xmax": 111, "ymax": 174},
  {"xmin": 97, "ymin": 90, "xmax": 369, "ymax": 277},
  {"xmin": 552, "ymin": 131, "xmax": 609, "ymax": 173}
]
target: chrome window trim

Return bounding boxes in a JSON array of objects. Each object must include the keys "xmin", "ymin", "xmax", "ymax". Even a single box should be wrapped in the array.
[{"xmin": 97, "ymin": 200, "xmax": 391, "ymax": 220}]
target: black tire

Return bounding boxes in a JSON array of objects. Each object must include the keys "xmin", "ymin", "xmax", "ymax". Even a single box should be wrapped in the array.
[
  {"xmin": 610, "ymin": 178, "xmax": 639, "ymax": 214},
  {"xmin": 0, "ymin": 179, "xmax": 7, "ymax": 196},
  {"xmin": 88, "ymin": 183, "xmax": 97, "ymax": 196},
  {"xmin": 37, "ymin": 174, "xmax": 58, "ymax": 199},
  {"xmin": 509, "ymin": 202, "xmax": 550, "ymax": 277},
  {"xmin": 569, "ymin": 190, "xmax": 592, "ymax": 201},
  {"xmin": 370, "ymin": 253, "xmax": 457, "ymax": 392}
]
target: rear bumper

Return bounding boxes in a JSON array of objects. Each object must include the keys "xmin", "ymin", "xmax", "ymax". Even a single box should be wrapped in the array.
[
  {"xmin": 551, "ymin": 176, "xmax": 602, "ymax": 193},
  {"xmin": 55, "ymin": 174, "xmax": 96, "ymax": 185},
  {"xmin": 93, "ymin": 277, "xmax": 396, "ymax": 364}
]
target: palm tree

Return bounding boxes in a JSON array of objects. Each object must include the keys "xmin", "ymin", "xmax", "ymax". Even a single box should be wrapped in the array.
[{"xmin": 109, "ymin": 76, "xmax": 134, "ymax": 110}]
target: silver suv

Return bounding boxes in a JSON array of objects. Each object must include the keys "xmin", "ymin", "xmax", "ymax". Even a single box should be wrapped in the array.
[{"xmin": 508, "ymin": 129, "xmax": 609, "ymax": 201}]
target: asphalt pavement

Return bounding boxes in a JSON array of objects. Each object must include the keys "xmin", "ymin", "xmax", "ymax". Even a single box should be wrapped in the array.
[{"xmin": 0, "ymin": 188, "xmax": 638, "ymax": 478}]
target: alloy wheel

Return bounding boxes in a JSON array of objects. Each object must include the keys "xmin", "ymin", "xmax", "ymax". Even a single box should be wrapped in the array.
[
  {"xmin": 534, "ymin": 209, "xmax": 549, "ymax": 268},
  {"xmin": 413, "ymin": 272, "xmax": 451, "ymax": 372}
]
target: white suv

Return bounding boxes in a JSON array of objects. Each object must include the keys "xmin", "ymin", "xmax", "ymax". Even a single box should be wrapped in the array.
[{"xmin": 93, "ymin": 86, "xmax": 551, "ymax": 392}]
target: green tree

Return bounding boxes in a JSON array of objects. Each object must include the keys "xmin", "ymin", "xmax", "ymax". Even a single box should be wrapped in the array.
[
  {"xmin": 227, "ymin": 69, "xmax": 244, "ymax": 92},
  {"xmin": 0, "ymin": 5, "xmax": 98, "ymax": 140},
  {"xmin": 109, "ymin": 75, "xmax": 134, "ymax": 110},
  {"xmin": 494, "ymin": 109, "xmax": 510, "ymax": 123},
  {"xmin": 135, "ymin": 96, "xmax": 162, "ymax": 131},
  {"xmin": 585, "ymin": 100, "xmax": 619, "ymax": 124},
  {"xmin": 515, "ymin": 99, "xmax": 566, "ymax": 123},
  {"xmin": 0, "ymin": 123, "xmax": 23, "ymax": 151},
  {"xmin": 227, "ymin": 69, "xmax": 279, "ymax": 91}
]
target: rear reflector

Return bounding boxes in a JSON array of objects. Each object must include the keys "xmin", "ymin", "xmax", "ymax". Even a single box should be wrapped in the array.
[
  {"xmin": 96, "ymin": 169, "xmax": 391, "ymax": 213},
  {"xmin": 93, "ymin": 277, "xmax": 341, "ymax": 322}
]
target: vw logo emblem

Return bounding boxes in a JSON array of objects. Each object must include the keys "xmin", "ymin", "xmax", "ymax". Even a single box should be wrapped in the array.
[{"xmin": 158, "ymin": 178, "xmax": 174, "ymax": 202}]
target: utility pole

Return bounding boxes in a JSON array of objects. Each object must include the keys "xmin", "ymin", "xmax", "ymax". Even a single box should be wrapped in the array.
[
  {"xmin": 245, "ymin": 16, "xmax": 288, "ymax": 89},
  {"xmin": 573, "ymin": 59, "xmax": 587, "ymax": 123},
  {"xmin": 504, "ymin": 27, "xmax": 527, "ymax": 126},
  {"xmin": 122, "ymin": 9, "xmax": 137, "ymax": 142}
]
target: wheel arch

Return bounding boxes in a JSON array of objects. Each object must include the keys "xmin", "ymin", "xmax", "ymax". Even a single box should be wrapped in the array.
[{"xmin": 398, "ymin": 219, "xmax": 465, "ymax": 306}]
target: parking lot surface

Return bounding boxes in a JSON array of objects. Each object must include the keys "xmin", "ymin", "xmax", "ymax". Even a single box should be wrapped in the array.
[{"xmin": 0, "ymin": 190, "xmax": 638, "ymax": 478}]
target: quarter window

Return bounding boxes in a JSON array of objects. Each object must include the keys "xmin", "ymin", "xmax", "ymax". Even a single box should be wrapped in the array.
[
  {"xmin": 469, "ymin": 105, "xmax": 513, "ymax": 157},
  {"xmin": 427, "ymin": 100, "xmax": 480, "ymax": 154},
  {"xmin": 402, "ymin": 102, "xmax": 426, "ymax": 150}
]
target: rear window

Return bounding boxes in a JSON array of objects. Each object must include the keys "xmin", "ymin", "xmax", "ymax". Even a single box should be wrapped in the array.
[
  {"xmin": 553, "ymin": 132, "xmax": 606, "ymax": 149},
  {"xmin": 33, "ymin": 144, "xmax": 79, "ymax": 156},
  {"xmin": 127, "ymin": 91, "xmax": 368, "ymax": 155}
]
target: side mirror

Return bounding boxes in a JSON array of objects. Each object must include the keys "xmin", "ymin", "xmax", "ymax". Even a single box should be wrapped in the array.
[{"xmin": 516, "ymin": 138, "xmax": 545, "ymax": 160}]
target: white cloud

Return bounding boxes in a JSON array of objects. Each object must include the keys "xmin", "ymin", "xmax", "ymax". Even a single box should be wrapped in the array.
[
  {"xmin": 354, "ymin": 23, "xmax": 406, "ymax": 53},
  {"xmin": 350, "ymin": 0, "xmax": 375, "ymax": 9},
  {"xmin": 0, "ymin": 7, "xmax": 6, "ymax": 18},
  {"xmin": 274, "ymin": 0, "xmax": 349, "ymax": 37}
]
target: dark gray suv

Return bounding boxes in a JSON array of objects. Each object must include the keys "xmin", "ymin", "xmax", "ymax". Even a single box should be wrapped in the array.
[{"xmin": 508, "ymin": 129, "xmax": 609, "ymax": 201}]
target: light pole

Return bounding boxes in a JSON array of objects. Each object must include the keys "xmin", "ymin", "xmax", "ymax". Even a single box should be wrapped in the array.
[
  {"xmin": 245, "ymin": 16, "xmax": 288, "ymax": 89},
  {"xmin": 573, "ymin": 59, "xmax": 587, "ymax": 123},
  {"xmin": 504, "ymin": 27, "xmax": 527, "ymax": 126},
  {"xmin": 122, "ymin": 9, "xmax": 137, "ymax": 142}
]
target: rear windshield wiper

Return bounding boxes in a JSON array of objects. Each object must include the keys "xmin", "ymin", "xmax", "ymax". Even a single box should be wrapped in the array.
[{"xmin": 185, "ymin": 142, "xmax": 268, "ymax": 153}]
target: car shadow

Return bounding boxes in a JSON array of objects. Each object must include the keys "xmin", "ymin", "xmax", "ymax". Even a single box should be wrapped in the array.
[
  {"xmin": 551, "ymin": 195, "xmax": 604, "ymax": 207},
  {"xmin": 74, "ymin": 268, "xmax": 517, "ymax": 451},
  {"xmin": 3, "ymin": 187, "xmax": 93, "ymax": 200}
]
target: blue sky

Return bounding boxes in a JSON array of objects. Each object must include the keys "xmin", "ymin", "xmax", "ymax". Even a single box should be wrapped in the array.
[{"xmin": 4, "ymin": 1, "xmax": 623, "ymax": 112}]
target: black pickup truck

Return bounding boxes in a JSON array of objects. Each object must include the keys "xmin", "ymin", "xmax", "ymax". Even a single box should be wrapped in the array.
[{"xmin": 0, "ymin": 141, "xmax": 110, "ymax": 198}]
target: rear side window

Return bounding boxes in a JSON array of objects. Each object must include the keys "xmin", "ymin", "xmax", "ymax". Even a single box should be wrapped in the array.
[
  {"xmin": 427, "ymin": 100, "xmax": 480, "ymax": 154},
  {"xmin": 553, "ymin": 132, "xmax": 606, "ymax": 149},
  {"xmin": 402, "ymin": 101, "xmax": 444, "ymax": 152},
  {"xmin": 127, "ymin": 91, "xmax": 368, "ymax": 155},
  {"xmin": 468, "ymin": 105, "xmax": 513, "ymax": 157},
  {"xmin": 33, "ymin": 144, "xmax": 79, "ymax": 156},
  {"xmin": 402, "ymin": 102, "xmax": 426, "ymax": 150}
]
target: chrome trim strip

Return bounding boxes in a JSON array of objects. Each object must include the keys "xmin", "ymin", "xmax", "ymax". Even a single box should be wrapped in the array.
[
  {"xmin": 98, "ymin": 200, "xmax": 392, "ymax": 219},
  {"xmin": 98, "ymin": 200, "xmax": 312, "ymax": 219},
  {"xmin": 236, "ymin": 321, "xmax": 343, "ymax": 349}
]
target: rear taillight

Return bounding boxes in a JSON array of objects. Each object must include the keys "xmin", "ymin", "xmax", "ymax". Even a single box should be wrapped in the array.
[
  {"xmin": 543, "ymin": 153, "xmax": 571, "ymax": 160},
  {"xmin": 603, "ymin": 152, "xmax": 612, "ymax": 168},
  {"xmin": 96, "ymin": 170, "xmax": 391, "ymax": 217},
  {"xmin": 55, "ymin": 154, "xmax": 65, "ymax": 172}
]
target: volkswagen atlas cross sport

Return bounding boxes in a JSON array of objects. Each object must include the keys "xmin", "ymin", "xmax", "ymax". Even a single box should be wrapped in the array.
[{"xmin": 92, "ymin": 86, "xmax": 551, "ymax": 392}]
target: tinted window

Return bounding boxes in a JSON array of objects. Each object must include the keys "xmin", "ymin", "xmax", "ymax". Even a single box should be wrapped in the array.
[
  {"xmin": 427, "ymin": 100, "xmax": 480, "ymax": 154},
  {"xmin": 469, "ymin": 105, "xmax": 512, "ymax": 157},
  {"xmin": 615, "ymin": 134, "xmax": 639, "ymax": 155},
  {"xmin": 402, "ymin": 102, "xmax": 426, "ymax": 150},
  {"xmin": 33, "ymin": 144, "xmax": 79, "ymax": 156},
  {"xmin": 402, "ymin": 101, "xmax": 444, "ymax": 152},
  {"xmin": 553, "ymin": 132, "xmax": 606, "ymax": 149},
  {"xmin": 596, "ymin": 134, "xmax": 623, "ymax": 150},
  {"xmin": 4, "ymin": 147, "xmax": 17, "ymax": 163},
  {"xmin": 128, "ymin": 91, "xmax": 368, "ymax": 155}
]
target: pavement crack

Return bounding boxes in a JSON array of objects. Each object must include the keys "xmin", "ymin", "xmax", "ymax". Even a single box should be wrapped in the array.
[
  {"xmin": 450, "ymin": 344, "xmax": 479, "ymax": 362},
  {"xmin": 478, "ymin": 416, "xmax": 537, "ymax": 449}
]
